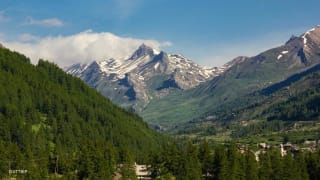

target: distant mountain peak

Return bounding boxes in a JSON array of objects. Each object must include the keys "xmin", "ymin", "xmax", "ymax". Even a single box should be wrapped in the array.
[{"xmin": 129, "ymin": 43, "xmax": 158, "ymax": 60}]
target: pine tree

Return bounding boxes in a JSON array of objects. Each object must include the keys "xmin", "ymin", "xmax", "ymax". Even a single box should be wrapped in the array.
[
  {"xmin": 258, "ymin": 152, "xmax": 272, "ymax": 180},
  {"xmin": 270, "ymin": 148, "xmax": 282, "ymax": 180},
  {"xmin": 212, "ymin": 145, "xmax": 228, "ymax": 180},
  {"xmin": 294, "ymin": 152, "xmax": 309, "ymax": 180},
  {"xmin": 245, "ymin": 151, "xmax": 258, "ymax": 180},
  {"xmin": 181, "ymin": 143, "xmax": 202, "ymax": 180},
  {"xmin": 306, "ymin": 150, "xmax": 320, "ymax": 180},
  {"xmin": 119, "ymin": 149, "xmax": 137, "ymax": 180},
  {"xmin": 281, "ymin": 152, "xmax": 298, "ymax": 180},
  {"xmin": 226, "ymin": 144, "xmax": 245, "ymax": 180},
  {"xmin": 198, "ymin": 140, "xmax": 212, "ymax": 178},
  {"xmin": 162, "ymin": 143, "xmax": 180, "ymax": 176}
]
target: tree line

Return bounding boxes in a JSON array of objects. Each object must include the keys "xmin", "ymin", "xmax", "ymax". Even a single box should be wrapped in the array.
[{"xmin": 148, "ymin": 141, "xmax": 320, "ymax": 180}]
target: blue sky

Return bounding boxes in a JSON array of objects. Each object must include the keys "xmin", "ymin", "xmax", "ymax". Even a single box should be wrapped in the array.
[{"xmin": 0, "ymin": 0, "xmax": 320, "ymax": 66}]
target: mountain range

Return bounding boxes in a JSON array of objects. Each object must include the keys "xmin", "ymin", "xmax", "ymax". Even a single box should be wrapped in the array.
[
  {"xmin": 66, "ymin": 25, "xmax": 320, "ymax": 136},
  {"xmin": 65, "ymin": 44, "xmax": 238, "ymax": 111}
]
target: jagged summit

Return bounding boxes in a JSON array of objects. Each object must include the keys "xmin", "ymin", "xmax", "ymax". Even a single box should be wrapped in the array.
[{"xmin": 129, "ymin": 44, "xmax": 158, "ymax": 60}]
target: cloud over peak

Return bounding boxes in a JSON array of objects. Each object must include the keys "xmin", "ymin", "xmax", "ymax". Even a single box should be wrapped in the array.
[{"xmin": 3, "ymin": 30, "xmax": 172, "ymax": 67}]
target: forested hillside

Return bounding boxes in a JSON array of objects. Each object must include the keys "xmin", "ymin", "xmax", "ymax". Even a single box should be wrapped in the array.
[{"xmin": 0, "ymin": 47, "xmax": 165, "ymax": 179}]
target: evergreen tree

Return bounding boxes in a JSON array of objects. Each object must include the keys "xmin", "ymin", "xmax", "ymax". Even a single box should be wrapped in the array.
[
  {"xmin": 305, "ymin": 151, "xmax": 320, "ymax": 180},
  {"xmin": 269, "ymin": 148, "xmax": 282, "ymax": 180},
  {"xmin": 258, "ymin": 152, "xmax": 272, "ymax": 180},
  {"xmin": 226, "ymin": 144, "xmax": 245, "ymax": 180},
  {"xmin": 281, "ymin": 152, "xmax": 298, "ymax": 180},
  {"xmin": 212, "ymin": 145, "xmax": 228, "ymax": 180},
  {"xmin": 177, "ymin": 143, "xmax": 202, "ymax": 180},
  {"xmin": 244, "ymin": 151, "xmax": 258, "ymax": 180},
  {"xmin": 198, "ymin": 140, "xmax": 212, "ymax": 178},
  {"xmin": 119, "ymin": 149, "xmax": 137, "ymax": 180},
  {"xmin": 294, "ymin": 152, "xmax": 309, "ymax": 180},
  {"xmin": 162, "ymin": 143, "xmax": 180, "ymax": 176}
]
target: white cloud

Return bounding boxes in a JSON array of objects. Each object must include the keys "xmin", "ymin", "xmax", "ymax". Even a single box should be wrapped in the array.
[
  {"xmin": 24, "ymin": 17, "xmax": 64, "ymax": 27},
  {"xmin": 3, "ymin": 30, "xmax": 172, "ymax": 67}
]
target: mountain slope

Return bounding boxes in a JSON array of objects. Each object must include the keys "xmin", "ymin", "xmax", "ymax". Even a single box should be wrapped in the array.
[
  {"xmin": 0, "ymin": 46, "xmax": 165, "ymax": 178},
  {"xmin": 257, "ymin": 65, "xmax": 320, "ymax": 121},
  {"xmin": 141, "ymin": 25, "xmax": 320, "ymax": 129},
  {"xmin": 158, "ymin": 46, "xmax": 320, "ymax": 141},
  {"xmin": 209, "ymin": 62, "xmax": 320, "ymax": 140},
  {"xmin": 65, "ymin": 44, "xmax": 229, "ymax": 111}
]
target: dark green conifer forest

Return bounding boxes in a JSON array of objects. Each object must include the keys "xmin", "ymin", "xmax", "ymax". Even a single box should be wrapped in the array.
[
  {"xmin": 149, "ymin": 142, "xmax": 320, "ymax": 180},
  {"xmin": 0, "ymin": 47, "xmax": 164, "ymax": 179}
]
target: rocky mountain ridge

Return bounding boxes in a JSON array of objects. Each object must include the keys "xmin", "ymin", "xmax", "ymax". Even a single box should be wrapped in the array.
[{"xmin": 65, "ymin": 43, "xmax": 237, "ymax": 110}]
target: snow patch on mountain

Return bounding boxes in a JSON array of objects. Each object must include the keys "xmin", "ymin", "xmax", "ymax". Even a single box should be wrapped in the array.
[
  {"xmin": 302, "ymin": 27, "xmax": 316, "ymax": 47},
  {"xmin": 276, "ymin": 50, "xmax": 289, "ymax": 60},
  {"xmin": 154, "ymin": 62, "xmax": 160, "ymax": 70}
]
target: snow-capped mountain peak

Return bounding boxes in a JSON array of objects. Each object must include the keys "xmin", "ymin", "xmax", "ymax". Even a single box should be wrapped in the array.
[
  {"xmin": 70, "ymin": 44, "xmax": 157, "ymax": 79},
  {"xmin": 66, "ymin": 44, "xmax": 238, "ymax": 82},
  {"xmin": 65, "ymin": 44, "xmax": 237, "ymax": 110}
]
